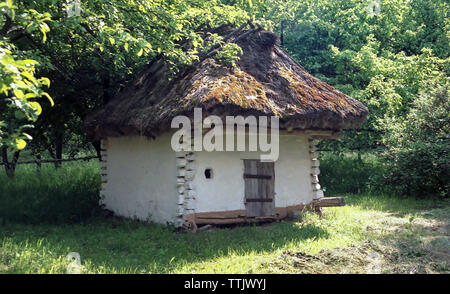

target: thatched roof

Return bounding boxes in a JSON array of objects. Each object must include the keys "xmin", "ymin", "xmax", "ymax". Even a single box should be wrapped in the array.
[{"xmin": 84, "ymin": 26, "xmax": 368, "ymax": 139}]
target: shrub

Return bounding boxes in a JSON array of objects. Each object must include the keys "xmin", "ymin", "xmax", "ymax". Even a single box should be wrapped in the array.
[
  {"xmin": 319, "ymin": 151, "xmax": 386, "ymax": 195},
  {"xmin": 380, "ymin": 82, "xmax": 449, "ymax": 198}
]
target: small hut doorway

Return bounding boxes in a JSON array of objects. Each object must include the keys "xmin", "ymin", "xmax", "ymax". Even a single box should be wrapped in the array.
[{"xmin": 243, "ymin": 159, "xmax": 275, "ymax": 217}]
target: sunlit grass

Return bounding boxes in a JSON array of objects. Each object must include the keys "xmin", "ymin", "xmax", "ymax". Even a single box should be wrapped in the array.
[{"xmin": 1, "ymin": 194, "xmax": 448, "ymax": 274}]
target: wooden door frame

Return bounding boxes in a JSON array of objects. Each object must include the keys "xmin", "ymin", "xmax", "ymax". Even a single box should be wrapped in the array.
[{"xmin": 243, "ymin": 159, "xmax": 275, "ymax": 217}]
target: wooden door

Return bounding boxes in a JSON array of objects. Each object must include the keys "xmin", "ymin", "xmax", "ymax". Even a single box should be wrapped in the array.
[{"xmin": 243, "ymin": 160, "xmax": 275, "ymax": 217}]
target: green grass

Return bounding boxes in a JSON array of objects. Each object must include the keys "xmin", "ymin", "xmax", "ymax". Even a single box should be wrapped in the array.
[
  {"xmin": 0, "ymin": 160, "xmax": 101, "ymax": 224},
  {"xmin": 1, "ymin": 195, "xmax": 448, "ymax": 274}
]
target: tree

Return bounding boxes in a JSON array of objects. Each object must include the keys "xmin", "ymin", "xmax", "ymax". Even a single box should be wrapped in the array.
[
  {"xmin": 2, "ymin": 0, "xmax": 252, "ymax": 175},
  {"xmin": 0, "ymin": 0, "xmax": 53, "ymax": 150},
  {"xmin": 380, "ymin": 81, "xmax": 449, "ymax": 198},
  {"xmin": 1, "ymin": 0, "xmax": 53, "ymax": 177},
  {"xmin": 256, "ymin": 0, "xmax": 449, "ymax": 152}
]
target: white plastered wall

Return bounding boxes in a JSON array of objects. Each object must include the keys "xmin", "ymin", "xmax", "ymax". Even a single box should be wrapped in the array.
[
  {"xmin": 193, "ymin": 134, "xmax": 313, "ymax": 213},
  {"xmin": 101, "ymin": 133, "xmax": 178, "ymax": 225}
]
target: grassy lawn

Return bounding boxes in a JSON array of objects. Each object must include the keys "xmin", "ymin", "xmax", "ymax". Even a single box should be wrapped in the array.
[{"xmin": 0, "ymin": 194, "xmax": 448, "ymax": 274}]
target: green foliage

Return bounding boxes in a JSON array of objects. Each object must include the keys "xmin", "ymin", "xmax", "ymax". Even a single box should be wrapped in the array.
[
  {"xmin": 258, "ymin": 0, "xmax": 449, "ymax": 151},
  {"xmin": 380, "ymin": 82, "xmax": 450, "ymax": 198},
  {"xmin": 319, "ymin": 151, "xmax": 387, "ymax": 195},
  {"xmin": 215, "ymin": 42, "xmax": 243, "ymax": 66},
  {"xmin": 55, "ymin": 0, "xmax": 250, "ymax": 71},
  {"xmin": 0, "ymin": 161, "xmax": 101, "ymax": 223},
  {"xmin": 255, "ymin": 0, "xmax": 449, "ymax": 199},
  {"xmin": 0, "ymin": 1, "xmax": 53, "ymax": 150},
  {"xmin": 0, "ymin": 0, "xmax": 252, "ymax": 157}
]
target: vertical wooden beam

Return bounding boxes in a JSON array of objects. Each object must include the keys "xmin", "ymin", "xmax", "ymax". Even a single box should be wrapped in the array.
[
  {"xmin": 309, "ymin": 137, "xmax": 324, "ymax": 201},
  {"xmin": 176, "ymin": 135, "xmax": 197, "ymax": 231},
  {"xmin": 99, "ymin": 139, "xmax": 108, "ymax": 205}
]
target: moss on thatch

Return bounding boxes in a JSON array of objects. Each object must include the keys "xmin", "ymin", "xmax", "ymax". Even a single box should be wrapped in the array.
[{"xmin": 84, "ymin": 26, "xmax": 368, "ymax": 139}]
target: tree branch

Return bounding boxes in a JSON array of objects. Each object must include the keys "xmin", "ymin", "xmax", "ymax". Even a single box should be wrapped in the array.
[{"xmin": 0, "ymin": 13, "xmax": 12, "ymax": 36}]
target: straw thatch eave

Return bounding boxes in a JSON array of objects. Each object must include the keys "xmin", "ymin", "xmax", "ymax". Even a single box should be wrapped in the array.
[{"xmin": 84, "ymin": 27, "xmax": 368, "ymax": 139}]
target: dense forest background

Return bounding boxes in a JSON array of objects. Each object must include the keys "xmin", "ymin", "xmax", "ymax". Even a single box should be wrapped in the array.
[{"xmin": 0, "ymin": 0, "xmax": 448, "ymax": 209}]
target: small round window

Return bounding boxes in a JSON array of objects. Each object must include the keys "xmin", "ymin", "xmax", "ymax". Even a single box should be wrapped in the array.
[{"xmin": 204, "ymin": 168, "xmax": 213, "ymax": 179}]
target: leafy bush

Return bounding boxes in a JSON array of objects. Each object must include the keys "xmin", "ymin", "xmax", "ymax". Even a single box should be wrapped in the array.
[
  {"xmin": 0, "ymin": 161, "xmax": 101, "ymax": 224},
  {"xmin": 380, "ymin": 83, "xmax": 449, "ymax": 198},
  {"xmin": 319, "ymin": 151, "xmax": 386, "ymax": 195}
]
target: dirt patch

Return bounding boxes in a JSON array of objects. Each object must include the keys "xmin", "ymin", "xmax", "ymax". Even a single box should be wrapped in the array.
[
  {"xmin": 271, "ymin": 240, "xmax": 383, "ymax": 273},
  {"xmin": 271, "ymin": 207, "xmax": 450, "ymax": 274},
  {"xmin": 272, "ymin": 239, "xmax": 448, "ymax": 273}
]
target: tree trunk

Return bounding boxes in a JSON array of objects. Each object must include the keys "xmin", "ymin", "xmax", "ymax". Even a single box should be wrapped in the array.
[
  {"xmin": 1, "ymin": 146, "xmax": 21, "ymax": 178},
  {"xmin": 92, "ymin": 140, "xmax": 102, "ymax": 161},
  {"xmin": 36, "ymin": 153, "xmax": 41, "ymax": 175},
  {"xmin": 48, "ymin": 134, "xmax": 64, "ymax": 168},
  {"xmin": 103, "ymin": 72, "xmax": 110, "ymax": 104},
  {"xmin": 280, "ymin": 20, "xmax": 286, "ymax": 47},
  {"xmin": 55, "ymin": 133, "xmax": 63, "ymax": 168}
]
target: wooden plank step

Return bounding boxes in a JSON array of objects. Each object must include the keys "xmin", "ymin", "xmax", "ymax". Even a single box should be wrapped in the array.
[
  {"xmin": 245, "ymin": 198, "xmax": 273, "ymax": 202},
  {"xmin": 243, "ymin": 174, "xmax": 272, "ymax": 179},
  {"xmin": 313, "ymin": 196, "xmax": 346, "ymax": 207}
]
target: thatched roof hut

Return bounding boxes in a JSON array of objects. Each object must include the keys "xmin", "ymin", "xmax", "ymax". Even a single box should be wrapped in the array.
[
  {"xmin": 85, "ymin": 26, "xmax": 367, "ymax": 139},
  {"xmin": 84, "ymin": 26, "xmax": 367, "ymax": 230}
]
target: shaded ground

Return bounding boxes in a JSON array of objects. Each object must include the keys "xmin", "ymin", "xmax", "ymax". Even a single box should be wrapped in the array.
[
  {"xmin": 0, "ymin": 195, "xmax": 448, "ymax": 273},
  {"xmin": 270, "ymin": 205, "xmax": 449, "ymax": 273}
]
